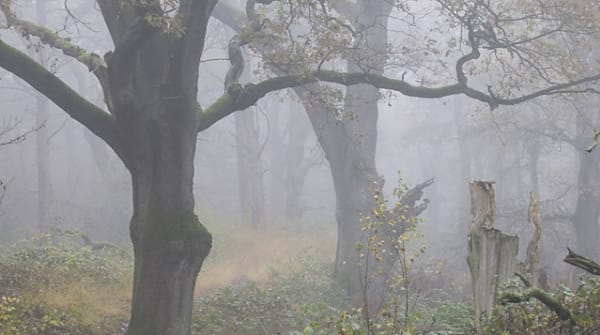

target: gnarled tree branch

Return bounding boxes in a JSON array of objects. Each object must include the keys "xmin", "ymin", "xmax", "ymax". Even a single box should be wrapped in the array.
[
  {"xmin": 0, "ymin": 2, "xmax": 109, "ymax": 95},
  {"xmin": 0, "ymin": 39, "xmax": 122, "ymax": 159},
  {"xmin": 200, "ymin": 68, "xmax": 600, "ymax": 131}
]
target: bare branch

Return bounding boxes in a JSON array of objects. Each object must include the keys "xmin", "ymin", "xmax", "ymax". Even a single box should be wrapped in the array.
[
  {"xmin": 0, "ymin": 38, "xmax": 122, "ymax": 159},
  {"xmin": 0, "ymin": 3, "xmax": 105, "ymax": 73},
  {"xmin": 0, "ymin": 119, "xmax": 43, "ymax": 146},
  {"xmin": 201, "ymin": 67, "xmax": 600, "ymax": 131},
  {"xmin": 0, "ymin": 2, "xmax": 110, "ymax": 104}
]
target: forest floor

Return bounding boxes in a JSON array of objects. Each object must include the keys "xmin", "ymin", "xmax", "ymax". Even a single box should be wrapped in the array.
[
  {"xmin": 195, "ymin": 223, "xmax": 337, "ymax": 295},
  {"xmin": 0, "ymin": 223, "xmax": 338, "ymax": 335},
  {"xmin": 3, "ymin": 224, "xmax": 598, "ymax": 334}
]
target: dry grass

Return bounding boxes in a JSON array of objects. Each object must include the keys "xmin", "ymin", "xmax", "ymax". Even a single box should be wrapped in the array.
[
  {"xmin": 32, "ymin": 270, "xmax": 132, "ymax": 334},
  {"xmin": 3, "ymin": 222, "xmax": 336, "ymax": 334},
  {"xmin": 195, "ymin": 224, "xmax": 336, "ymax": 295}
]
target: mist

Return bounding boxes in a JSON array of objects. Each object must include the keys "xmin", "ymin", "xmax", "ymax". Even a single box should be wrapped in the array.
[{"xmin": 0, "ymin": 1, "xmax": 599, "ymax": 334}]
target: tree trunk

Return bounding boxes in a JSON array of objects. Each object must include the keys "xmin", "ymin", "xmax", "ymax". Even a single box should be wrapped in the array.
[
  {"xmin": 102, "ymin": 31, "xmax": 214, "ymax": 335},
  {"xmin": 124, "ymin": 110, "xmax": 212, "ymax": 335},
  {"xmin": 295, "ymin": 83, "xmax": 377, "ymax": 298},
  {"xmin": 127, "ymin": 210, "xmax": 210, "ymax": 335},
  {"xmin": 289, "ymin": 0, "xmax": 393, "ymax": 307},
  {"xmin": 330, "ymin": 0, "xmax": 392, "ymax": 305}
]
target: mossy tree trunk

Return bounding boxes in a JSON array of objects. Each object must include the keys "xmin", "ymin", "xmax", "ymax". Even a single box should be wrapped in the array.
[
  {"xmin": 119, "ymin": 63, "xmax": 213, "ymax": 334},
  {"xmin": 106, "ymin": 27, "xmax": 214, "ymax": 335}
]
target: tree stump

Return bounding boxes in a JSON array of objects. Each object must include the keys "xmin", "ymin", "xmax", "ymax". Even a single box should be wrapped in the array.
[{"xmin": 467, "ymin": 181, "xmax": 519, "ymax": 334}]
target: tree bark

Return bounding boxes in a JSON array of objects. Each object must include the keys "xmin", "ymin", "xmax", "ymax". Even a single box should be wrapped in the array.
[
  {"xmin": 99, "ymin": 11, "xmax": 216, "ymax": 332},
  {"xmin": 118, "ymin": 86, "xmax": 212, "ymax": 335},
  {"xmin": 122, "ymin": 99, "xmax": 213, "ymax": 335},
  {"xmin": 467, "ymin": 181, "xmax": 519, "ymax": 334},
  {"xmin": 120, "ymin": 84, "xmax": 212, "ymax": 335}
]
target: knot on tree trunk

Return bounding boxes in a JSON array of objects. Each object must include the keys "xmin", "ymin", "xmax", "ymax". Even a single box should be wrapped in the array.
[{"xmin": 131, "ymin": 214, "xmax": 212, "ymax": 262}]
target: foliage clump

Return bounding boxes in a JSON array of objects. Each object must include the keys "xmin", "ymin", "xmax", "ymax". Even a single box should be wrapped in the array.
[
  {"xmin": 0, "ymin": 232, "xmax": 132, "ymax": 335},
  {"xmin": 192, "ymin": 254, "xmax": 348, "ymax": 335},
  {"xmin": 482, "ymin": 277, "xmax": 600, "ymax": 335}
]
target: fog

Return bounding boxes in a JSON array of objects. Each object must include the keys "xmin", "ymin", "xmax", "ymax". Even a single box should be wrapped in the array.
[{"xmin": 0, "ymin": 0, "xmax": 599, "ymax": 334}]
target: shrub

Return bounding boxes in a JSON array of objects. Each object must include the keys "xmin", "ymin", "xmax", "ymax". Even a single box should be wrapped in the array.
[
  {"xmin": 482, "ymin": 277, "xmax": 600, "ymax": 335},
  {"xmin": 0, "ymin": 232, "xmax": 132, "ymax": 335},
  {"xmin": 192, "ymin": 254, "xmax": 348, "ymax": 334}
]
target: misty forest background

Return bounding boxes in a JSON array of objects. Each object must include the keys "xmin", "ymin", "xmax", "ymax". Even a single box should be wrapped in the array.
[{"xmin": 0, "ymin": 0, "xmax": 600, "ymax": 334}]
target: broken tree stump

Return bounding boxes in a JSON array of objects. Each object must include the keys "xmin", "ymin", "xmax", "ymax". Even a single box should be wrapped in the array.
[{"xmin": 467, "ymin": 181, "xmax": 519, "ymax": 334}]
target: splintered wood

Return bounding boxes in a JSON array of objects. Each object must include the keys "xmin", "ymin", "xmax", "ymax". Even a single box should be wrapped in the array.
[{"xmin": 467, "ymin": 181, "xmax": 519, "ymax": 333}]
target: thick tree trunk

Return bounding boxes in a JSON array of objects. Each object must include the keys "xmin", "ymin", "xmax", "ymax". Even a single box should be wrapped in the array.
[
  {"xmin": 124, "ymin": 116, "xmax": 212, "ymax": 335},
  {"xmin": 331, "ymin": 0, "xmax": 392, "ymax": 306},
  {"xmin": 332, "ymin": 80, "xmax": 380, "ymax": 300},
  {"xmin": 102, "ymin": 31, "xmax": 213, "ymax": 335},
  {"xmin": 127, "ymin": 212, "xmax": 211, "ymax": 335},
  {"xmin": 290, "ymin": 0, "xmax": 393, "ymax": 307},
  {"xmin": 297, "ymin": 84, "xmax": 377, "ymax": 299},
  {"xmin": 118, "ymin": 85, "xmax": 213, "ymax": 334}
]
